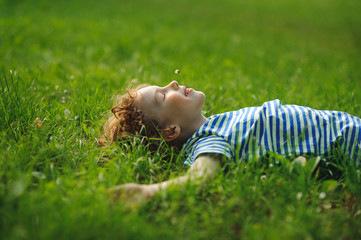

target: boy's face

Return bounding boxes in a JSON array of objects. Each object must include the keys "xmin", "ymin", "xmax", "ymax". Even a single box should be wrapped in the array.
[{"xmin": 135, "ymin": 81, "xmax": 205, "ymax": 128}]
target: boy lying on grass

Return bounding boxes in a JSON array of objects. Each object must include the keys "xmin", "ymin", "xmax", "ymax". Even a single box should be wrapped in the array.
[{"xmin": 103, "ymin": 81, "xmax": 361, "ymax": 200}]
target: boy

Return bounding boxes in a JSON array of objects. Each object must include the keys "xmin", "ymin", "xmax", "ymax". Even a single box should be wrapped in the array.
[{"xmin": 104, "ymin": 81, "xmax": 361, "ymax": 199}]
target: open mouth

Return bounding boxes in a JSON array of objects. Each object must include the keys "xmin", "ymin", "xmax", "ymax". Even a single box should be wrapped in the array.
[{"xmin": 185, "ymin": 87, "xmax": 193, "ymax": 96}]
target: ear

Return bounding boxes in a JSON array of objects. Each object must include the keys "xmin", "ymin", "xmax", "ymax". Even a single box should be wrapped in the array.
[{"xmin": 161, "ymin": 125, "xmax": 181, "ymax": 142}]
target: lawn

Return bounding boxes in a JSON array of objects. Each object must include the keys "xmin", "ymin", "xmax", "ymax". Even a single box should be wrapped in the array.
[{"xmin": 1, "ymin": 0, "xmax": 361, "ymax": 239}]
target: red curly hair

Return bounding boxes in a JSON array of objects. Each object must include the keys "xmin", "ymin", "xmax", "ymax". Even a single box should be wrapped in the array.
[{"xmin": 100, "ymin": 84, "xmax": 166, "ymax": 147}]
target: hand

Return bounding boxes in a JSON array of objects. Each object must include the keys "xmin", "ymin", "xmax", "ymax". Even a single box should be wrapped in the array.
[{"xmin": 107, "ymin": 183, "xmax": 159, "ymax": 203}]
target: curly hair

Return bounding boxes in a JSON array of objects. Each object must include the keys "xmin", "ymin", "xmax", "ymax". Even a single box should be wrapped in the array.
[{"xmin": 100, "ymin": 84, "xmax": 166, "ymax": 148}]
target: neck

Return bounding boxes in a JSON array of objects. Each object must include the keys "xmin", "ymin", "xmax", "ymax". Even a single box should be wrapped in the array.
[{"xmin": 174, "ymin": 114, "xmax": 209, "ymax": 146}]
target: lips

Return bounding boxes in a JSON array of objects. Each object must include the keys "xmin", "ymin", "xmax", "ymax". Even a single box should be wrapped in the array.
[
  {"xmin": 184, "ymin": 87, "xmax": 190, "ymax": 96},
  {"xmin": 189, "ymin": 88, "xmax": 193, "ymax": 96},
  {"xmin": 184, "ymin": 86, "xmax": 193, "ymax": 96}
]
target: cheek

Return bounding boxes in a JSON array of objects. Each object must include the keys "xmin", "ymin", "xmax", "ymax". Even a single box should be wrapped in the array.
[
  {"xmin": 167, "ymin": 94, "xmax": 189, "ymax": 106},
  {"xmin": 164, "ymin": 96, "xmax": 189, "ymax": 116}
]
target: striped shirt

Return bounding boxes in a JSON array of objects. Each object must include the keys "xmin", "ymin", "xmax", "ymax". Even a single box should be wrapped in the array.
[{"xmin": 183, "ymin": 99, "xmax": 361, "ymax": 166}]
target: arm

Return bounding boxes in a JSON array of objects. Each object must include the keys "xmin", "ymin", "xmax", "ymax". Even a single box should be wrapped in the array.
[
  {"xmin": 155, "ymin": 153, "xmax": 220, "ymax": 191},
  {"xmin": 108, "ymin": 154, "xmax": 222, "ymax": 200}
]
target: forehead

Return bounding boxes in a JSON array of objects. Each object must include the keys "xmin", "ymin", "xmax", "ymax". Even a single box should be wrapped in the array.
[
  {"xmin": 138, "ymin": 85, "xmax": 157, "ymax": 95},
  {"xmin": 135, "ymin": 85, "xmax": 158, "ymax": 113},
  {"xmin": 137, "ymin": 86, "xmax": 157, "ymax": 103}
]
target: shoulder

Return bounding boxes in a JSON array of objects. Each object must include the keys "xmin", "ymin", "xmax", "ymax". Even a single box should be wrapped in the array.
[
  {"xmin": 261, "ymin": 99, "xmax": 283, "ymax": 111},
  {"xmin": 183, "ymin": 135, "xmax": 234, "ymax": 166}
]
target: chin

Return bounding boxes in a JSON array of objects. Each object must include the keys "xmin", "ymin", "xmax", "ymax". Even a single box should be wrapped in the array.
[
  {"xmin": 197, "ymin": 91, "xmax": 206, "ymax": 106},
  {"xmin": 199, "ymin": 91, "xmax": 206, "ymax": 100},
  {"xmin": 194, "ymin": 89, "xmax": 204, "ymax": 97}
]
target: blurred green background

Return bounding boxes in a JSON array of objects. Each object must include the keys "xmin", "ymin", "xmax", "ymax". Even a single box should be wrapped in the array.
[{"xmin": 2, "ymin": 0, "xmax": 361, "ymax": 112}]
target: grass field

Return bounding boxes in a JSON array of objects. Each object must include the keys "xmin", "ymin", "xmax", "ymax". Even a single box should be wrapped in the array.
[{"xmin": 1, "ymin": 0, "xmax": 361, "ymax": 239}]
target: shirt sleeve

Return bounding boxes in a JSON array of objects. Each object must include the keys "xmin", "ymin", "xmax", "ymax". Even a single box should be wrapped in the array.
[{"xmin": 184, "ymin": 135, "xmax": 234, "ymax": 166}]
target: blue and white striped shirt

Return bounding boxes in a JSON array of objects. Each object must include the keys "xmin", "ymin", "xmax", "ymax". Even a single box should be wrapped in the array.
[{"xmin": 183, "ymin": 100, "xmax": 361, "ymax": 166}]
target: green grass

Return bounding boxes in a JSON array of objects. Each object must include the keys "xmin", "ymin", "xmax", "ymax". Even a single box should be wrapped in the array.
[{"xmin": 1, "ymin": 0, "xmax": 361, "ymax": 239}]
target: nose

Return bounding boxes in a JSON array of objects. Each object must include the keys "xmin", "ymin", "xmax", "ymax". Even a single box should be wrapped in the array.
[{"xmin": 166, "ymin": 80, "xmax": 179, "ymax": 90}]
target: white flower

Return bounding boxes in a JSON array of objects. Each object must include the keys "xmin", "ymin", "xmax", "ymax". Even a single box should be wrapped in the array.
[
  {"xmin": 323, "ymin": 202, "xmax": 332, "ymax": 210},
  {"xmin": 64, "ymin": 109, "xmax": 70, "ymax": 116},
  {"xmin": 319, "ymin": 192, "xmax": 326, "ymax": 199},
  {"xmin": 98, "ymin": 172, "xmax": 104, "ymax": 180},
  {"xmin": 175, "ymin": 69, "xmax": 180, "ymax": 74},
  {"xmin": 296, "ymin": 192, "xmax": 303, "ymax": 200},
  {"xmin": 56, "ymin": 178, "xmax": 61, "ymax": 185}
]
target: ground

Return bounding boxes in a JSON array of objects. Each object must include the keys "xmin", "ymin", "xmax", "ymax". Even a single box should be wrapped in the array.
[{"xmin": 1, "ymin": 0, "xmax": 361, "ymax": 239}]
